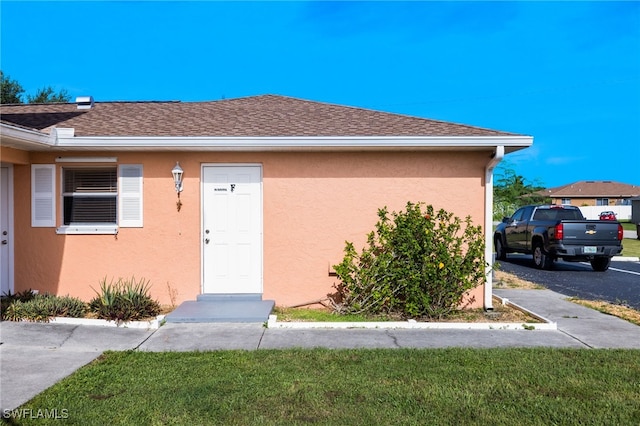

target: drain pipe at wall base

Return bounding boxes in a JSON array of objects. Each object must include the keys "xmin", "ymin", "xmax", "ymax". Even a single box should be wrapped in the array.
[{"xmin": 483, "ymin": 145, "xmax": 504, "ymax": 311}]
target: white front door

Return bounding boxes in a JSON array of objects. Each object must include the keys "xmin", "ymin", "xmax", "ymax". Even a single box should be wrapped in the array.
[
  {"xmin": 202, "ymin": 165, "xmax": 262, "ymax": 294},
  {"xmin": 1, "ymin": 166, "xmax": 13, "ymax": 295}
]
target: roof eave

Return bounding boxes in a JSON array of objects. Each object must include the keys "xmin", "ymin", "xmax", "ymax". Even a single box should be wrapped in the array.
[
  {"xmin": 549, "ymin": 193, "xmax": 639, "ymax": 198},
  {"xmin": 0, "ymin": 122, "xmax": 54, "ymax": 150},
  {"xmin": 50, "ymin": 133, "xmax": 533, "ymax": 152}
]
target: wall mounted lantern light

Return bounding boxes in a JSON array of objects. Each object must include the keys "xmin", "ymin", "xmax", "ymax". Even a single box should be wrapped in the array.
[
  {"xmin": 172, "ymin": 162, "xmax": 184, "ymax": 211},
  {"xmin": 172, "ymin": 162, "xmax": 184, "ymax": 193}
]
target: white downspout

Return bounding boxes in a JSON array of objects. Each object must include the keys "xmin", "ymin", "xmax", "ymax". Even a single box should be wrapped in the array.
[{"xmin": 484, "ymin": 145, "xmax": 504, "ymax": 310}]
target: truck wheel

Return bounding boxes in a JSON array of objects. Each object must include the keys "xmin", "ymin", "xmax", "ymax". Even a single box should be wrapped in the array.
[
  {"xmin": 590, "ymin": 257, "xmax": 611, "ymax": 272},
  {"xmin": 495, "ymin": 236, "xmax": 507, "ymax": 261},
  {"xmin": 533, "ymin": 243, "xmax": 553, "ymax": 270}
]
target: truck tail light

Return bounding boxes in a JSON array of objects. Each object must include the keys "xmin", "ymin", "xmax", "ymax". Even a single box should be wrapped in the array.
[
  {"xmin": 618, "ymin": 224, "xmax": 624, "ymax": 241},
  {"xmin": 554, "ymin": 223, "xmax": 564, "ymax": 240}
]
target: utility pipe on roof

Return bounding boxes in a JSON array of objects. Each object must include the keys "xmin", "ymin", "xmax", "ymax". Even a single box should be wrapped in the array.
[{"xmin": 484, "ymin": 145, "xmax": 504, "ymax": 310}]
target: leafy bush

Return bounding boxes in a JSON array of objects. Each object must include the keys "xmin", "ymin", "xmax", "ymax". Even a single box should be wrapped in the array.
[
  {"xmin": 1, "ymin": 292, "xmax": 87, "ymax": 322},
  {"xmin": 332, "ymin": 202, "xmax": 486, "ymax": 319},
  {"xmin": 2, "ymin": 300, "xmax": 27, "ymax": 321},
  {"xmin": 89, "ymin": 277, "xmax": 160, "ymax": 322},
  {"xmin": 45, "ymin": 295, "xmax": 87, "ymax": 318},
  {"xmin": 1, "ymin": 289, "xmax": 36, "ymax": 317}
]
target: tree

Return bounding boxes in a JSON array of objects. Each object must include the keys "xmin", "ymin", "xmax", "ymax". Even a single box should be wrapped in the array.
[
  {"xmin": 27, "ymin": 86, "xmax": 71, "ymax": 103},
  {"xmin": 0, "ymin": 71, "xmax": 71, "ymax": 104},
  {"xmin": 1, "ymin": 71, "xmax": 25, "ymax": 104},
  {"xmin": 493, "ymin": 162, "xmax": 549, "ymax": 220}
]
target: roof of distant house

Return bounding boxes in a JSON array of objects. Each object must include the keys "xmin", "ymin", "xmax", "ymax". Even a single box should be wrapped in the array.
[
  {"xmin": 0, "ymin": 94, "xmax": 523, "ymax": 138},
  {"xmin": 542, "ymin": 181, "xmax": 640, "ymax": 198}
]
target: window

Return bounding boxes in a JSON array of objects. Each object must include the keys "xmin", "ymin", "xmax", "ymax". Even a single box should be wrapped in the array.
[
  {"xmin": 596, "ymin": 198, "xmax": 609, "ymax": 206},
  {"xmin": 510, "ymin": 208, "xmax": 525, "ymax": 222},
  {"xmin": 561, "ymin": 198, "xmax": 571, "ymax": 205},
  {"xmin": 31, "ymin": 164, "xmax": 143, "ymax": 234},
  {"xmin": 63, "ymin": 167, "xmax": 117, "ymax": 225}
]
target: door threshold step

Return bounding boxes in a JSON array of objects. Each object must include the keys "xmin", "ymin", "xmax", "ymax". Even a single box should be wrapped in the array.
[{"xmin": 197, "ymin": 293, "xmax": 264, "ymax": 302}]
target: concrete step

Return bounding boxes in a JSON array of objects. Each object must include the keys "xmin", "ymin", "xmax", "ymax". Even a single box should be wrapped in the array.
[{"xmin": 165, "ymin": 298, "xmax": 275, "ymax": 323}]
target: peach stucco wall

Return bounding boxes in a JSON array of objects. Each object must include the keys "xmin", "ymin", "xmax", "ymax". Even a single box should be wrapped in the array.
[
  {"xmin": 12, "ymin": 150, "xmax": 489, "ymax": 308},
  {"xmin": 0, "ymin": 146, "xmax": 30, "ymax": 165}
]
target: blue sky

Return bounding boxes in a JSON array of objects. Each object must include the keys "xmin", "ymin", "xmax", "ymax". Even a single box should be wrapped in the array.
[{"xmin": 2, "ymin": 1, "xmax": 639, "ymax": 188}]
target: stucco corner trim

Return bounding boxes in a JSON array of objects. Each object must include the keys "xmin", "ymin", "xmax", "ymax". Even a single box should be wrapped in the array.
[{"xmin": 484, "ymin": 145, "xmax": 505, "ymax": 311}]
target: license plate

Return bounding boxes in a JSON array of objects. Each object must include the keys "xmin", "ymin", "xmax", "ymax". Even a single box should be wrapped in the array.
[{"xmin": 584, "ymin": 246, "xmax": 597, "ymax": 254}]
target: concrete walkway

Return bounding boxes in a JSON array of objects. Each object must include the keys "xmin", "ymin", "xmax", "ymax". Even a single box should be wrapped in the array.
[
  {"xmin": 623, "ymin": 229, "xmax": 638, "ymax": 240},
  {"xmin": 0, "ymin": 324, "xmax": 155, "ymax": 412},
  {"xmin": 2, "ymin": 288, "xmax": 640, "ymax": 411}
]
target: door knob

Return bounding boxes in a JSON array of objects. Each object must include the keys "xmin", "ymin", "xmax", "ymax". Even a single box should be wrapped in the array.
[
  {"xmin": 204, "ymin": 238, "xmax": 210, "ymax": 244},
  {"xmin": 1, "ymin": 240, "xmax": 7, "ymax": 245}
]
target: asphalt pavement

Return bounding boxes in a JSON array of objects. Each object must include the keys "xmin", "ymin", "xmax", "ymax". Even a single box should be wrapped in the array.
[{"xmin": 2, "ymin": 288, "xmax": 640, "ymax": 412}]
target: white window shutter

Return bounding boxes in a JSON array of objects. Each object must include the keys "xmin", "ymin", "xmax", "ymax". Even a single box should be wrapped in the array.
[
  {"xmin": 31, "ymin": 164, "xmax": 56, "ymax": 227},
  {"xmin": 119, "ymin": 165, "xmax": 143, "ymax": 227}
]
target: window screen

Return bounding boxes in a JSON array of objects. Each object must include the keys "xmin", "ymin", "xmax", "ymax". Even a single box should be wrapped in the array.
[{"xmin": 62, "ymin": 168, "xmax": 117, "ymax": 225}]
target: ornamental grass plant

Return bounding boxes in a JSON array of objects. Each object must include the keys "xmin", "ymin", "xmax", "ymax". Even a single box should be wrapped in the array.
[
  {"xmin": 1, "ymin": 277, "xmax": 161, "ymax": 322},
  {"xmin": 0, "ymin": 291, "xmax": 86, "ymax": 322},
  {"xmin": 89, "ymin": 277, "xmax": 160, "ymax": 322}
]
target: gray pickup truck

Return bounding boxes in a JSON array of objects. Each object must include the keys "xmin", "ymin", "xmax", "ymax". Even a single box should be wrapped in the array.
[{"xmin": 494, "ymin": 205, "xmax": 623, "ymax": 271}]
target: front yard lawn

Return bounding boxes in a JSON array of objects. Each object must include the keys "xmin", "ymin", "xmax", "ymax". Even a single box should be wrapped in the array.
[
  {"xmin": 14, "ymin": 348, "xmax": 640, "ymax": 425},
  {"xmin": 621, "ymin": 237, "xmax": 640, "ymax": 258}
]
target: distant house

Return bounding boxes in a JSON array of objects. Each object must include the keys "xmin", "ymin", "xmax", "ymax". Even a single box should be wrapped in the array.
[
  {"xmin": 0, "ymin": 95, "xmax": 532, "ymax": 311},
  {"xmin": 542, "ymin": 181, "xmax": 640, "ymax": 207}
]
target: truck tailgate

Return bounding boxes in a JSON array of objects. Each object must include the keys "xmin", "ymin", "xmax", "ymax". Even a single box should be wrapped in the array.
[{"xmin": 561, "ymin": 220, "xmax": 621, "ymax": 245}]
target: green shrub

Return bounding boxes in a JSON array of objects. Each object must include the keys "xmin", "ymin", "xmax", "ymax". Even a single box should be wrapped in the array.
[
  {"xmin": 2, "ymin": 300, "xmax": 26, "ymax": 321},
  {"xmin": 11, "ymin": 297, "xmax": 51, "ymax": 322},
  {"xmin": 89, "ymin": 277, "xmax": 160, "ymax": 322},
  {"xmin": 0, "ymin": 292, "xmax": 87, "ymax": 322},
  {"xmin": 42, "ymin": 294, "xmax": 87, "ymax": 318},
  {"xmin": 1, "ymin": 289, "xmax": 36, "ymax": 314},
  {"xmin": 332, "ymin": 202, "xmax": 486, "ymax": 319}
]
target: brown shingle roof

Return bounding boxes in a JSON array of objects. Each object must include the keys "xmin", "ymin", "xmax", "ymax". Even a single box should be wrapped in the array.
[
  {"xmin": 0, "ymin": 94, "xmax": 522, "ymax": 138},
  {"xmin": 544, "ymin": 181, "xmax": 640, "ymax": 198}
]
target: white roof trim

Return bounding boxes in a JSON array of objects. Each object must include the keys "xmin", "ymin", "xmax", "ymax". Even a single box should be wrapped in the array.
[
  {"xmin": 51, "ymin": 133, "xmax": 533, "ymax": 152},
  {"xmin": 0, "ymin": 122, "xmax": 54, "ymax": 149}
]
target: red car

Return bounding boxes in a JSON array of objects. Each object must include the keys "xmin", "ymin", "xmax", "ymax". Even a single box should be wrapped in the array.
[{"xmin": 599, "ymin": 211, "xmax": 617, "ymax": 220}]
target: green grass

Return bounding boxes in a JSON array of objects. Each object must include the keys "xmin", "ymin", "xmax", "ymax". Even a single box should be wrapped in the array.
[
  {"xmin": 273, "ymin": 306, "xmax": 393, "ymax": 322},
  {"xmin": 620, "ymin": 221, "xmax": 638, "ymax": 232},
  {"xmin": 621, "ymin": 237, "xmax": 640, "ymax": 258},
  {"xmin": 12, "ymin": 349, "xmax": 640, "ymax": 425},
  {"xmin": 274, "ymin": 303, "xmax": 538, "ymax": 323}
]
